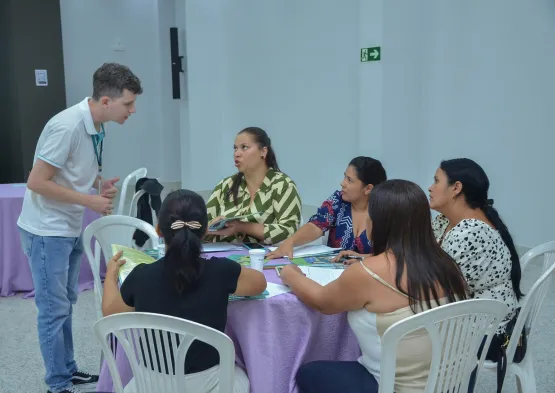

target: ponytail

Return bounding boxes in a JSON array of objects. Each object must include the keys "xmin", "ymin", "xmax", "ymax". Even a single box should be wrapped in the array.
[
  {"xmin": 158, "ymin": 189, "xmax": 208, "ymax": 294},
  {"xmin": 227, "ymin": 127, "xmax": 280, "ymax": 205},
  {"xmin": 482, "ymin": 203, "xmax": 524, "ymax": 300},
  {"xmin": 164, "ymin": 226, "xmax": 203, "ymax": 293},
  {"xmin": 265, "ymin": 145, "xmax": 279, "ymax": 172}
]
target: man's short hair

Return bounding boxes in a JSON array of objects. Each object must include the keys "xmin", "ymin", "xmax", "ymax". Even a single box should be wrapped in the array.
[{"xmin": 92, "ymin": 63, "xmax": 143, "ymax": 100}]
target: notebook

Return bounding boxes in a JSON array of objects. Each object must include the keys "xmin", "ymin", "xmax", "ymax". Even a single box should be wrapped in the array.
[
  {"xmin": 202, "ymin": 242, "xmax": 244, "ymax": 253},
  {"xmin": 267, "ymin": 244, "xmax": 342, "ymax": 258}
]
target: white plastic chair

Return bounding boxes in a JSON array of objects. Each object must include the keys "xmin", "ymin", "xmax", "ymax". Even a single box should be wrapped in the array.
[
  {"xmin": 94, "ymin": 312, "xmax": 236, "ymax": 393},
  {"xmin": 116, "ymin": 168, "xmax": 147, "ymax": 215},
  {"xmin": 128, "ymin": 189, "xmax": 146, "ymax": 217},
  {"xmin": 128, "ymin": 188, "xmax": 159, "ymax": 250},
  {"xmin": 378, "ymin": 299, "xmax": 509, "ymax": 393},
  {"xmin": 83, "ymin": 215, "xmax": 159, "ymax": 321},
  {"xmin": 483, "ymin": 241, "xmax": 555, "ymax": 393}
]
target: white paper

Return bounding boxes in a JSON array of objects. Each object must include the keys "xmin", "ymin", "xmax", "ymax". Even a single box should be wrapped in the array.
[
  {"xmin": 202, "ymin": 242, "xmax": 243, "ymax": 253},
  {"xmin": 298, "ymin": 266, "xmax": 343, "ymax": 286},
  {"xmin": 35, "ymin": 69, "xmax": 48, "ymax": 86},
  {"xmin": 265, "ymin": 282, "xmax": 292, "ymax": 298},
  {"xmin": 267, "ymin": 244, "xmax": 342, "ymax": 258}
]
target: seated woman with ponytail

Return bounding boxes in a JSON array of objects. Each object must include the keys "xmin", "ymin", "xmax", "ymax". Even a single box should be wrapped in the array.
[
  {"xmin": 102, "ymin": 189, "xmax": 266, "ymax": 393},
  {"xmin": 206, "ymin": 127, "xmax": 302, "ymax": 245},
  {"xmin": 428, "ymin": 158, "xmax": 523, "ymax": 334}
]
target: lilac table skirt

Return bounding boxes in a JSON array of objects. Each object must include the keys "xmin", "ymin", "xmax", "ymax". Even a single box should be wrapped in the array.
[
  {"xmin": 0, "ymin": 183, "xmax": 103, "ymax": 297},
  {"xmin": 96, "ymin": 267, "xmax": 362, "ymax": 393}
]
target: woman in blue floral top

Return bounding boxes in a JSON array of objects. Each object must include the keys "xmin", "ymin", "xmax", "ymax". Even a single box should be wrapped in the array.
[{"xmin": 266, "ymin": 157, "xmax": 387, "ymax": 260}]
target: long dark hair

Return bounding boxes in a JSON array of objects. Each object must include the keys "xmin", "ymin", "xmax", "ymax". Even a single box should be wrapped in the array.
[
  {"xmin": 227, "ymin": 127, "xmax": 280, "ymax": 205},
  {"xmin": 348, "ymin": 156, "xmax": 387, "ymax": 186},
  {"xmin": 158, "ymin": 189, "xmax": 208, "ymax": 293},
  {"xmin": 440, "ymin": 158, "xmax": 523, "ymax": 300},
  {"xmin": 369, "ymin": 180, "xmax": 468, "ymax": 312}
]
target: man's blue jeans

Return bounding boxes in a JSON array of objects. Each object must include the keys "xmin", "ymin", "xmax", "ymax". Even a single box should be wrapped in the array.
[{"xmin": 19, "ymin": 228, "xmax": 83, "ymax": 393}]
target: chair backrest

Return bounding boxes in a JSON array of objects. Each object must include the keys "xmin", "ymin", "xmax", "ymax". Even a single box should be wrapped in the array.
[
  {"xmin": 83, "ymin": 215, "xmax": 159, "ymax": 320},
  {"xmin": 117, "ymin": 167, "xmax": 148, "ymax": 215},
  {"xmin": 378, "ymin": 299, "xmax": 508, "ymax": 393},
  {"xmin": 128, "ymin": 190, "xmax": 146, "ymax": 217},
  {"xmin": 520, "ymin": 240, "xmax": 555, "ymax": 272},
  {"xmin": 504, "ymin": 240, "xmax": 555, "ymax": 362},
  {"xmin": 129, "ymin": 189, "xmax": 159, "ymax": 249},
  {"xmin": 94, "ymin": 313, "xmax": 235, "ymax": 393}
]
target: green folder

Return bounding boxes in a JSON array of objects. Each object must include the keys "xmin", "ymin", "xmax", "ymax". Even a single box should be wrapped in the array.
[{"xmin": 112, "ymin": 244, "xmax": 157, "ymax": 285}]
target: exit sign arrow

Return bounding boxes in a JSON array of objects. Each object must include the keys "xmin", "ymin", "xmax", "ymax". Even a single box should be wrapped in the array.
[{"xmin": 361, "ymin": 46, "xmax": 381, "ymax": 62}]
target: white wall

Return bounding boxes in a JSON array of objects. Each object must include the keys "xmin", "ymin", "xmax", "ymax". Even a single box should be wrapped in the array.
[
  {"xmin": 60, "ymin": 0, "xmax": 181, "ymax": 183},
  {"xmin": 381, "ymin": 0, "xmax": 427, "ymax": 186},
  {"xmin": 156, "ymin": 0, "xmax": 182, "ymax": 183},
  {"xmin": 370, "ymin": 0, "xmax": 555, "ymax": 247},
  {"xmin": 182, "ymin": 0, "xmax": 361, "ymax": 204},
  {"xmin": 359, "ymin": 0, "xmax": 383, "ymax": 161},
  {"xmin": 183, "ymin": 0, "xmax": 554, "ymax": 247},
  {"xmin": 179, "ymin": 0, "xmax": 228, "ymax": 191},
  {"xmin": 383, "ymin": 0, "xmax": 555, "ymax": 247}
]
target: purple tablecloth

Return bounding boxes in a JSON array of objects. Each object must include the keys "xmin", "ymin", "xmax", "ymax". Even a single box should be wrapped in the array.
[
  {"xmin": 96, "ymin": 254, "xmax": 362, "ymax": 393},
  {"xmin": 0, "ymin": 183, "xmax": 103, "ymax": 297}
]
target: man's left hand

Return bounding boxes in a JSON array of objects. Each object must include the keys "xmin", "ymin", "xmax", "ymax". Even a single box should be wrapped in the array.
[{"xmin": 102, "ymin": 177, "xmax": 120, "ymax": 199}]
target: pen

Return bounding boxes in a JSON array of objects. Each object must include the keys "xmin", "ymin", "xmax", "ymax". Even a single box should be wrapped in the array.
[{"xmin": 345, "ymin": 255, "xmax": 364, "ymax": 260}]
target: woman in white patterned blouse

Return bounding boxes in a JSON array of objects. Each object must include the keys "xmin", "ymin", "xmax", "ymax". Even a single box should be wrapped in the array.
[{"xmin": 428, "ymin": 158, "xmax": 523, "ymax": 333}]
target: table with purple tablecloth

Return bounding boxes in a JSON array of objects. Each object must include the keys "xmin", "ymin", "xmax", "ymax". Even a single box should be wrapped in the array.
[
  {"xmin": 96, "ymin": 252, "xmax": 362, "ymax": 393},
  {"xmin": 0, "ymin": 183, "xmax": 103, "ymax": 297}
]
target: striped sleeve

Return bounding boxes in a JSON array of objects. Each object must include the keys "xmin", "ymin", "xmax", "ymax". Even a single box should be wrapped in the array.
[{"xmin": 263, "ymin": 179, "xmax": 302, "ymax": 244}]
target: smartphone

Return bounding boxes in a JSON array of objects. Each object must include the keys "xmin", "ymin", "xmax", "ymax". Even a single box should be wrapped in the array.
[{"xmin": 244, "ymin": 242, "xmax": 265, "ymax": 250}]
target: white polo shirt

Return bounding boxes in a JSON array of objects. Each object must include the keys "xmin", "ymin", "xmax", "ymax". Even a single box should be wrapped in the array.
[{"xmin": 18, "ymin": 97, "xmax": 100, "ymax": 237}]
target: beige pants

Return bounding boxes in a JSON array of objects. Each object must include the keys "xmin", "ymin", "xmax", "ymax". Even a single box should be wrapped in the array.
[{"xmin": 124, "ymin": 365, "xmax": 250, "ymax": 393}]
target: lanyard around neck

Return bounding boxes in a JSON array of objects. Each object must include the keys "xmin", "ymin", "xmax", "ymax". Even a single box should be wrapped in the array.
[{"xmin": 92, "ymin": 124, "xmax": 105, "ymax": 171}]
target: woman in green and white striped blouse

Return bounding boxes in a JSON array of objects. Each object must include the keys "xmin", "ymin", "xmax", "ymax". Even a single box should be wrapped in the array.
[{"xmin": 206, "ymin": 127, "xmax": 301, "ymax": 245}]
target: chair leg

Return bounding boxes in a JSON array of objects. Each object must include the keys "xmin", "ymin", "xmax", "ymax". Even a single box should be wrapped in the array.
[
  {"xmin": 513, "ymin": 356, "xmax": 536, "ymax": 393},
  {"xmin": 99, "ymin": 350, "xmax": 104, "ymax": 372}
]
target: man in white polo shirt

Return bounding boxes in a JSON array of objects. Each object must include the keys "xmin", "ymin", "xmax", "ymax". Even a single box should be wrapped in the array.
[{"xmin": 18, "ymin": 63, "xmax": 142, "ymax": 393}]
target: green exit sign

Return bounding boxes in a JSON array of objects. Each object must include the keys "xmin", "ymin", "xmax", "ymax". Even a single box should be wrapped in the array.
[{"xmin": 361, "ymin": 47, "xmax": 381, "ymax": 62}]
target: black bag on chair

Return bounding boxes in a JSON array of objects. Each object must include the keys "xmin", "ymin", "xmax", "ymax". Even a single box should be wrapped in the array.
[
  {"xmin": 132, "ymin": 177, "xmax": 164, "ymax": 247},
  {"xmin": 485, "ymin": 308, "xmax": 527, "ymax": 393}
]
